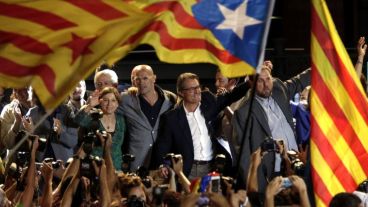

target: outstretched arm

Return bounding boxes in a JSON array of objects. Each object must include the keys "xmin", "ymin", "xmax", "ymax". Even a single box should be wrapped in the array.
[
  {"xmin": 40, "ymin": 162, "xmax": 53, "ymax": 207},
  {"xmin": 172, "ymin": 155, "xmax": 190, "ymax": 193},
  {"xmin": 60, "ymin": 174, "xmax": 80, "ymax": 207},
  {"xmin": 97, "ymin": 131, "xmax": 116, "ymax": 196},
  {"xmin": 264, "ymin": 176, "xmax": 283, "ymax": 207},
  {"xmin": 20, "ymin": 137, "xmax": 38, "ymax": 207},
  {"xmin": 246, "ymin": 148, "xmax": 262, "ymax": 192}
]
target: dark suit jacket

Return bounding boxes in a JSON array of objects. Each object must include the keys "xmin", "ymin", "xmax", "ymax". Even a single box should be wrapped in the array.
[
  {"xmin": 152, "ymin": 82, "xmax": 250, "ymax": 176},
  {"xmin": 232, "ymin": 68, "xmax": 311, "ymax": 192}
]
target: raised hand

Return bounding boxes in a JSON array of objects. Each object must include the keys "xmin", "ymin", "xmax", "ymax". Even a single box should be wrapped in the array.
[
  {"xmin": 87, "ymin": 90, "xmax": 100, "ymax": 108},
  {"xmin": 297, "ymin": 144, "xmax": 308, "ymax": 164},
  {"xmin": 357, "ymin": 36, "xmax": 367, "ymax": 58},
  {"xmin": 266, "ymin": 176, "xmax": 283, "ymax": 196},
  {"xmin": 53, "ymin": 118, "xmax": 62, "ymax": 135},
  {"xmin": 22, "ymin": 116, "xmax": 34, "ymax": 133}
]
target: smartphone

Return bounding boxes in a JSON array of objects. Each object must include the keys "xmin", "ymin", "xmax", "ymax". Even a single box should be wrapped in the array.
[
  {"xmin": 281, "ymin": 177, "xmax": 293, "ymax": 188},
  {"xmin": 211, "ymin": 175, "xmax": 221, "ymax": 193}
]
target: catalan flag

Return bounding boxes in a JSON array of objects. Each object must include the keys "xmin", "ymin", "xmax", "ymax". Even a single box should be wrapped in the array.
[
  {"xmin": 0, "ymin": 1, "xmax": 152, "ymax": 110},
  {"xmin": 311, "ymin": 0, "xmax": 368, "ymax": 206},
  {"xmin": 0, "ymin": 0, "xmax": 273, "ymax": 110}
]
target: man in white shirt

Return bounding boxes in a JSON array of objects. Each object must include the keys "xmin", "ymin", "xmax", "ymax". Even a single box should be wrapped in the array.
[{"xmin": 152, "ymin": 72, "xmax": 249, "ymax": 179}]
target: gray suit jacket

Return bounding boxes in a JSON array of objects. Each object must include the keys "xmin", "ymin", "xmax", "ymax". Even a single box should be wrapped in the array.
[
  {"xmin": 118, "ymin": 85, "xmax": 176, "ymax": 170},
  {"xmin": 232, "ymin": 68, "xmax": 310, "ymax": 191},
  {"xmin": 28, "ymin": 103, "xmax": 78, "ymax": 162},
  {"xmin": 51, "ymin": 102, "xmax": 79, "ymax": 162}
]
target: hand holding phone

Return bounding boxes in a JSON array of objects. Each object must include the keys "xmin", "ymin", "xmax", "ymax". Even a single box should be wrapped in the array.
[{"xmin": 281, "ymin": 177, "xmax": 293, "ymax": 188}]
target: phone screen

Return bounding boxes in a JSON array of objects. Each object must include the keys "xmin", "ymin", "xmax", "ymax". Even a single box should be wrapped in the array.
[{"xmin": 211, "ymin": 176, "xmax": 221, "ymax": 193}]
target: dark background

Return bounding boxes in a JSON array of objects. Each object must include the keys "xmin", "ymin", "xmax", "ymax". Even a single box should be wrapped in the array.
[{"xmin": 87, "ymin": 0, "xmax": 367, "ymax": 93}]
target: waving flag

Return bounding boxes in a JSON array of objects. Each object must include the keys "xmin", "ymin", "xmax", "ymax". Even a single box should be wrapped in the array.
[
  {"xmin": 0, "ymin": 0, "xmax": 274, "ymax": 110},
  {"xmin": 192, "ymin": 0, "xmax": 275, "ymax": 73},
  {"xmin": 121, "ymin": 0, "xmax": 274, "ymax": 77},
  {"xmin": 0, "ymin": 1, "xmax": 152, "ymax": 110},
  {"xmin": 311, "ymin": 0, "xmax": 368, "ymax": 206}
]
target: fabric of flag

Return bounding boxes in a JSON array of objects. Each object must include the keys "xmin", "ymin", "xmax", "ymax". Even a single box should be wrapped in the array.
[
  {"xmin": 0, "ymin": 0, "xmax": 273, "ymax": 110},
  {"xmin": 311, "ymin": 0, "xmax": 368, "ymax": 206},
  {"xmin": 0, "ymin": 1, "xmax": 152, "ymax": 110},
  {"xmin": 199, "ymin": 175, "xmax": 212, "ymax": 192},
  {"xmin": 190, "ymin": 177, "xmax": 202, "ymax": 193},
  {"xmin": 192, "ymin": 0, "xmax": 274, "ymax": 71},
  {"xmin": 121, "ymin": 0, "xmax": 274, "ymax": 77}
]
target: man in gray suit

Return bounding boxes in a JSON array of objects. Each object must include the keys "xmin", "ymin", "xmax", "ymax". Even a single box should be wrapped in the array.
[
  {"xmin": 52, "ymin": 80, "xmax": 86, "ymax": 162},
  {"xmin": 232, "ymin": 66, "xmax": 310, "ymax": 191},
  {"xmin": 27, "ymin": 81, "xmax": 86, "ymax": 162},
  {"xmin": 118, "ymin": 65, "xmax": 176, "ymax": 171}
]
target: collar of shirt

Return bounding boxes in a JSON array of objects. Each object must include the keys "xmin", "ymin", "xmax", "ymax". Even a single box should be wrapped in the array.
[
  {"xmin": 255, "ymin": 95, "xmax": 271, "ymax": 106},
  {"xmin": 183, "ymin": 102, "xmax": 201, "ymax": 116}
]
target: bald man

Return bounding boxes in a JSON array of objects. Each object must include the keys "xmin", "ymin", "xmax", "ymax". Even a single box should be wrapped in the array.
[{"xmin": 118, "ymin": 65, "xmax": 176, "ymax": 171}]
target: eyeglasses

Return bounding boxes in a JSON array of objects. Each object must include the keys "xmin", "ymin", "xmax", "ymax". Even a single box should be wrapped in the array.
[
  {"xmin": 96, "ymin": 81, "xmax": 112, "ymax": 88},
  {"xmin": 181, "ymin": 85, "xmax": 201, "ymax": 93}
]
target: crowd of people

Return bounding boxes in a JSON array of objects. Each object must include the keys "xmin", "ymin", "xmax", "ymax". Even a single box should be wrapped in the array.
[{"xmin": 0, "ymin": 37, "xmax": 367, "ymax": 207}]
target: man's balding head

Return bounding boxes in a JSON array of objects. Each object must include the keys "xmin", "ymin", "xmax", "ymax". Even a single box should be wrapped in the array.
[{"xmin": 131, "ymin": 65, "xmax": 154, "ymax": 87}]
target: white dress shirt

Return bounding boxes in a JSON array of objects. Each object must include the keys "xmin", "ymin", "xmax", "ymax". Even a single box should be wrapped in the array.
[{"xmin": 184, "ymin": 104, "xmax": 213, "ymax": 161}]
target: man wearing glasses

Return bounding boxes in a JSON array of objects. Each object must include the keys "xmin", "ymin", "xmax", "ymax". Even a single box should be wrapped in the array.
[{"xmin": 152, "ymin": 72, "xmax": 250, "ymax": 179}]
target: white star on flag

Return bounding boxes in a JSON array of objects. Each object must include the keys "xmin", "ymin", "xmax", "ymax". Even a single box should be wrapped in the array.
[{"xmin": 216, "ymin": 0, "xmax": 262, "ymax": 40}]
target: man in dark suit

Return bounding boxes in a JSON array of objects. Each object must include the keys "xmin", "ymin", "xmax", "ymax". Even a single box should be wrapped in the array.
[
  {"xmin": 232, "ymin": 66, "xmax": 310, "ymax": 191},
  {"xmin": 152, "ymin": 72, "xmax": 249, "ymax": 179}
]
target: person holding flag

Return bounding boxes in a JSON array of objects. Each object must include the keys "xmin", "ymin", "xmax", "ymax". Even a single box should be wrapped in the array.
[{"xmin": 232, "ymin": 65, "xmax": 310, "ymax": 192}]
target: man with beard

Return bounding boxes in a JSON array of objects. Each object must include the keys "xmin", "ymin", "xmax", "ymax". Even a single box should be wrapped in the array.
[
  {"xmin": 52, "ymin": 80, "xmax": 87, "ymax": 161},
  {"xmin": 232, "ymin": 66, "xmax": 310, "ymax": 192},
  {"xmin": 35, "ymin": 80, "xmax": 86, "ymax": 162},
  {"xmin": 118, "ymin": 65, "xmax": 176, "ymax": 171}
]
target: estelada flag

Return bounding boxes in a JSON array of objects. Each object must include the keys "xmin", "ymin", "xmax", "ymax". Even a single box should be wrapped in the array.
[
  {"xmin": 311, "ymin": 0, "xmax": 368, "ymax": 206},
  {"xmin": 0, "ymin": 0, "xmax": 274, "ymax": 110}
]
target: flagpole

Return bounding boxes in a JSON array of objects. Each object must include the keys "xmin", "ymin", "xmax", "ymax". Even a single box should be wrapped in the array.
[
  {"xmin": 256, "ymin": 0, "xmax": 276, "ymax": 73},
  {"xmin": 234, "ymin": 74, "xmax": 258, "ymax": 190},
  {"xmin": 234, "ymin": 0, "xmax": 275, "ymax": 190}
]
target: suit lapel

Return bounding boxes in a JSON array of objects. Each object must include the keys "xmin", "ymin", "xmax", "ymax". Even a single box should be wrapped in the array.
[{"xmin": 177, "ymin": 106, "xmax": 195, "ymax": 153}]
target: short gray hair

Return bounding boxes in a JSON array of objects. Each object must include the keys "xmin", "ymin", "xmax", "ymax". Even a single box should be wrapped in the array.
[{"xmin": 94, "ymin": 69, "xmax": 118, "ymax": 86}]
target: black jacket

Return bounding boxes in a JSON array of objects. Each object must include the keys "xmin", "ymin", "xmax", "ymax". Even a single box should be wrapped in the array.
[{"xmin": 152, "ymin": 82, "xmax": 250, "ymax": 176}]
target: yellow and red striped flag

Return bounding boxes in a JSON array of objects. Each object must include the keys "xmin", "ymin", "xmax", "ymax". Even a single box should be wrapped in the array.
[
  {"xmin": 0, "ymin": 0, "xmax": 273, "ymax": 110},
  {"xmin": 311, "ymin": 0, "xmax": 368, "ymax": 206},
  {"xmin": 0, "ymin": 1, "xmax": 152, "ymax": 110}
]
